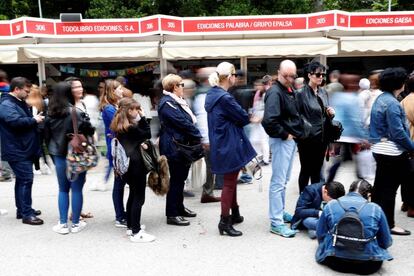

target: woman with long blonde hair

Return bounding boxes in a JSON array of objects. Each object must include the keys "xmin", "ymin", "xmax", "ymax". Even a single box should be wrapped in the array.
[
  {"xmin": 205, "ymin": 62, "xmax": 256, "ymax": 237},
  {"xmin": 26, "ymin": 85, "xmax": 51, "ymax": 175},
  {"xmin": 110, "ymin": 98, "xmax": 154, "ymax": 242}
]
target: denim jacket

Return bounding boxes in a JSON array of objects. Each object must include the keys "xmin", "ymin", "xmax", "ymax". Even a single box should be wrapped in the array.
[
  {"xmin": 316, "ymin": 192, "xmax": 392, "ymax": 263},
  {"xmin": 370, "ymin": 92, "xmax": 414, "ymax": 152}
]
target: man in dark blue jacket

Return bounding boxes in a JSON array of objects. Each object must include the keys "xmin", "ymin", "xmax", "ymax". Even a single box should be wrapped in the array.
[
  {"xmin": 0, "ymin": 77, "xmax": 45, "ymax": 225},
  {"xmin": 291, "ymin": 181, "xmax": 345, "ymax": 238}
]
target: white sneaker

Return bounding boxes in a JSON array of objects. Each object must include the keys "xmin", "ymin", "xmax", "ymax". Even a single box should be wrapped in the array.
[
  {"xmin": 90, "ymin": 183, "xmax": 107, "ymax": 191},
  {"xmin": 130, "ymin": 226, "xmax": 155, "ymax": 243},
  {"xmin": 126, "ymin": 224, "xmax": 145, "ymax": 236},
  {"xmin": 53, "ymin": 222, "xmax": 70, "ymax": 235},
  {"xmin": 97, "ymin": 183, "xmax": 107, "ymax": 191},
  {"xmin": 33, "ymin": 169, "xmax": 41, "ymax": 175},
  {"xmin": 71, "ymin": 221, "xmax": 87, "ymax": 233},
  {"xmin": 41, "ymin": 164, "xmax": 52, "ymax": 175},
  {"xmin": 0, "ymin": 209, "xmax": 8, "ymax": 216}
]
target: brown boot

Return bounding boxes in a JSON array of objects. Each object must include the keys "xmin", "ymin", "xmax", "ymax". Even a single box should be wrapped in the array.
[
  {"xmin": 200, "ymin": 193, "xmax": 221, "ymax": 203},
  {"xmin": 407, "ymin": 207, "xmax": 414, "ymax": 218}
]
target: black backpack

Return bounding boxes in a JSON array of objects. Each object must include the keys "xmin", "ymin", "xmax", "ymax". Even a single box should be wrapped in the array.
[{"xmin": 330, "ymin": 200, "xmax": 375, "ymax": 252}]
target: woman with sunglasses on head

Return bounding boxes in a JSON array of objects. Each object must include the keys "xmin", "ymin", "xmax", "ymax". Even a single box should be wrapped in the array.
[
  {"xmin": 158, "ymin": 74, "xmax": 202, "ymax": 226},
  {"xmin": 296, "ymin": 62, "xmax": 335, "ymax": 193},
  {"xmin": 99, "ymin": 79, "xmax": 128, "ymax": 228},
  {"xmin": 45, "ymin": 82, "xmax": 95, "ymax": 234},
  {"xmin": 205, "ymin": 62, "xmax": 256, "ymax": 237},
  {"xmin": 65, "ymin": 77, "xmax": 96, "ymax": 220}
]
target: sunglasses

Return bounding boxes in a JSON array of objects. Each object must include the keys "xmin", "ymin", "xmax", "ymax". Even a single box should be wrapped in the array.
[
  {"xmin": 177, "ymin": 83, "xmax": 185, "ymax": 87},
  {"xmin": 312, "ymin": 72, "xmax": 326, "ymax": 78}
]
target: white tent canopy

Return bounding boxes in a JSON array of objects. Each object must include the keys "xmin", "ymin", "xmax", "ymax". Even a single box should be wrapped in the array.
[
  {"xmin": 340, "ymin": 36, "xmax": 414, "ymax": 53},
  {"xmin": 0, "ymin": 46, "xmax": 18, "ymax": 63},
  {"xmin": 161, "ymin": 37, "xmax": 338, "ymax": 59},
  {"xmin": 23, "ymin": 42, "xmax": 159, "ymax": 60}
]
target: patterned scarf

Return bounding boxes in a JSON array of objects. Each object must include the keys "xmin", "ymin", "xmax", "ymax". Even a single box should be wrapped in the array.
[{"xmin": 163, "ymin": 90, "xmax": 197, "ymax": 124}]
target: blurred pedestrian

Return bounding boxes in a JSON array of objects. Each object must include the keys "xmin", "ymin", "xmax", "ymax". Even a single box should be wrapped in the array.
[
  {"xmin": 26, "ymin": 84, "xmax": 52, "ymax": 175},
  {"xmin": 193, "ymin": 67, "xmax": 221, "ymax": 203},
  {"xmin": 326, "ymin": 74, "xmax": 368, "ymax": 183},
  {"xmin": 250, "ymin": 79, "xmax": 270, "ymax": 165},
  {"xmin": 99, "ymin": 79, "xmax": 128, "ymax": 227}
]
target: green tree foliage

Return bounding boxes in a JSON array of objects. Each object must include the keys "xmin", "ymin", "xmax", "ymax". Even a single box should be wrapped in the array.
[
  {"xmin": 86, "ymin": 0, "xmax": 145, "ymax": 18},
  {"xmin": 323, "ymin": 0, "xmax": 373, "ymax": 11},
  {"xmin": 372, "ymin": 0, "xmax": 398, "ymax": 11}
]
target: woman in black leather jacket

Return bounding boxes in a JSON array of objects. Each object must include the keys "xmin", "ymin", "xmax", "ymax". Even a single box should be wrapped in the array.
[
  {"xmin": 296, "ymin": 62, "xmax": 335, "ymax": 193},
  {"xmin": 45, "ymin": 82, "xmax": 95, "ymax": 235}
]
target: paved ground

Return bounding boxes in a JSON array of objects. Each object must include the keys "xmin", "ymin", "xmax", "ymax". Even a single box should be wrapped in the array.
[{"xmin": 0, "ymin": 154, "xmax": 413, "ymax": 276}]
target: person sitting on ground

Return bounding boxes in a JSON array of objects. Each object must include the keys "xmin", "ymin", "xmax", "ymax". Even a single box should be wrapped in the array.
[
  {"xmin": 291, "ymin": 181, "xmax": 345, "ymax": 239},
  {"xmin": 316, "ymin": 180, "xmax": 392, "ymax": 275}
]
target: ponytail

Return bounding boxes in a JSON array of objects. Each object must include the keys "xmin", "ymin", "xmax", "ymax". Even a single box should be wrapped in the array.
[{"xmin": 208, "ymin": 72, "xmax": 219, "ymax": 87}]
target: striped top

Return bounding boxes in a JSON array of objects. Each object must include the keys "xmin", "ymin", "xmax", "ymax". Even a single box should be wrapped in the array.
[{"xmin": 372, "ymin": 140, "xmax": 403, "ymax": 156}]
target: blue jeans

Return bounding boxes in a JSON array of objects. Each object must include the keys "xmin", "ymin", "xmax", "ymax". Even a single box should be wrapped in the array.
[
  {"xmin": 215, "ymin": 174, "xmax": 224, "ymax": 189},
  {"xmin": 303, "ymin": 217, "xmax": 319, "ymax": 230},
  {"xmin": 52, "ymin": 155, "xmax": 86, "ymax": 224},
  {"xmin": 8, "ymin": 160, "xmax": 35, "ymax": 219},
  {"xmin": 269, "ymin": 138, "xmax": 296, "ymax": 227},
  {"xmin": 112, "ymin": 175, "xmax": 126, "ymax": 221}
]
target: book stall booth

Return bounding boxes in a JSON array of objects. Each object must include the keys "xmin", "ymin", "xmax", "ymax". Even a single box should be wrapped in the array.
[{"xmin": 0, "ymin": 10, "xmax": 413, "ymax": 89}]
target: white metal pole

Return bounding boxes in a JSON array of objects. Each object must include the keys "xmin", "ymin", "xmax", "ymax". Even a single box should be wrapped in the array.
[
  {"xmin": 388, "ymin": 0, "xmax": 392, "ymax": 12},
  {"xmin": 38, "ymin": 0, "xmax": 43, "ymax": 18}
]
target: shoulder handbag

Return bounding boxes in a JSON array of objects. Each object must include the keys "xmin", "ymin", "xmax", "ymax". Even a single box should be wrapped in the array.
[
  {"xmin": 325, "ymin": 118, "xmax": 343, "ymax": 143},
  {"xmin": 173, "ymin": 138, "xmax": 204, "ymax": 164},
  {"xmin": 315, "ymin": 93, "xmax": 343, "ymax": 143},
  {"xmin": 66, "ymin": 107, "xmax": 99, "ymax": 181}
]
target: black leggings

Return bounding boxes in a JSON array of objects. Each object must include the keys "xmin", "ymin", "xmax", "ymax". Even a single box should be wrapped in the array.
[
  {"xmin": 297, "ymin": 139, "xmax": 326, "ymax": 193},
  {"xmin": 125, "ymin": 170, "xmax": 147, "ymax": 234},
  {"xmin": 322, "ymin": 257, "xmax": 382, "ymax": 275},
  {"xmin": 372, "ymin": 153, "xmax": 412, "ymax": 229}
]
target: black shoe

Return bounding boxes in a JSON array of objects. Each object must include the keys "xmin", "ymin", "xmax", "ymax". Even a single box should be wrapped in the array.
[
  {"xmin": 167, "ymin": 216, "xmax": 190, "ymax": 226},
  {"xmin": 218, "ymin": 215, "xmax": 242, "ymax": 237},
  {"xmin": 231, "ymin": 206, "xmax": 244, "ymax": 224},
  {"xmin": 22, "ymin": 216, "xmax": 44, "ymax": 225},
  {"xmin": 180, "ymin": 208, "xmax": 197, "ymax": 218},
  {"xmin": 16, "ymin": 209, "xmax": 41, "ymax": 219},
  {"xmin": 183, "ymin": 190, "xmax": 195, "ymax": 197}
]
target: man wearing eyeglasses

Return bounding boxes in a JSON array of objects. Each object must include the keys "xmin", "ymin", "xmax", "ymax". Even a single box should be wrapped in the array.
[
  {"xmin": 0, "ymin": 77, "xmax": 44, "ymax": 225},
  {"xmin": 262, "ymin": 60, "xmax": 308, "ymax": 238}
]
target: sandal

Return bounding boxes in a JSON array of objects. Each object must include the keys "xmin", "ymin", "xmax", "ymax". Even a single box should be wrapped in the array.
[
  {"xmin": 69, "ymin": 212, "xmax": 92, "ymax": 221},
  {"xmin": 81, "ymin": 212, "xmax": 94, "ymax": 219}
]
